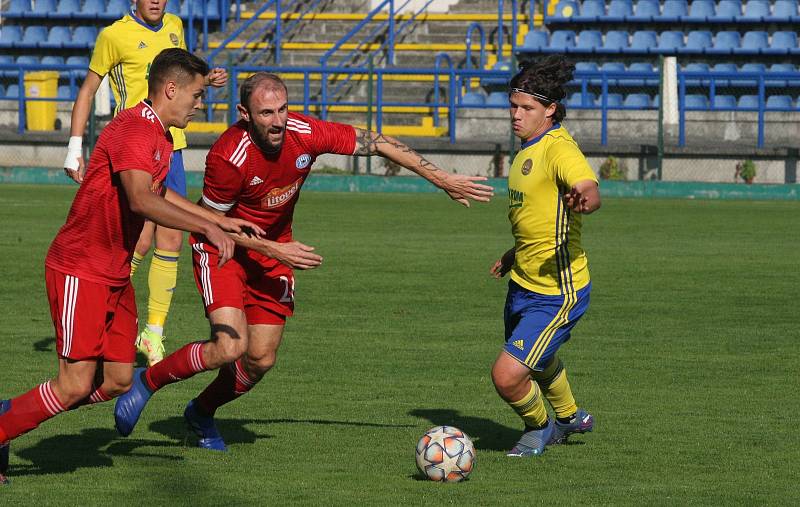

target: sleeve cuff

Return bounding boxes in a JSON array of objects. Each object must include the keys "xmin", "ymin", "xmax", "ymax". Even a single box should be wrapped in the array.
[{"xmin": 202, "ymin": 195, "xmax": 235, "ymax": 211}]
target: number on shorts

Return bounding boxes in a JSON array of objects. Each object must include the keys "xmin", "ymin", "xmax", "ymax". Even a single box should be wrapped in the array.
[{"xmin": 279, "ymin": 275, "xmax": 295, "ymax": 303}]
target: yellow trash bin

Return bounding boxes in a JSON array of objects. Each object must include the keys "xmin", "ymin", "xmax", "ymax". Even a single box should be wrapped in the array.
[{"xmin": 24, "ymin": 71, "xmax": 59, "ymax": 131}]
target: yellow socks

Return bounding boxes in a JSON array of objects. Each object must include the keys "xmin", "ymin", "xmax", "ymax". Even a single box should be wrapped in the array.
[
  {"xmin": 146, "ymin": 248, "xmax": 180, "ymax": 331},
  {"xmin": 130, "ymin": 251, "xmax": 145, "ymax": 277},
  {"xmin": 509, "ymin": 380, "xmax": 549, "ymax": 429},
  {"xmin": 532, "ymin": 357, "xmax": 577, "ymax": 419}
]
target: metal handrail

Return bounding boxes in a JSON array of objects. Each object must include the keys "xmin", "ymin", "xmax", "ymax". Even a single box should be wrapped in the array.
[{"xmin": 465, "ymin": 22, "xmax": 486, "ymax": 71}]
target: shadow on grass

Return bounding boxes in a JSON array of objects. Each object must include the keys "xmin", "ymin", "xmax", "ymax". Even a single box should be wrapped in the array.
[
  {"xmin": 33, "ymin": 337, "xmax": 55, "ymax": 353},
  {"xmin": 409, "ymin": 408, "xmax": 520, "ymax": 452}
]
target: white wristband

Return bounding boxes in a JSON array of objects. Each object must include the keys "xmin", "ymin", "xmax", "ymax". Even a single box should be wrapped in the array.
[{"xmin": 64, "ymin": 136, "xmax": 82, "ymax": 171}]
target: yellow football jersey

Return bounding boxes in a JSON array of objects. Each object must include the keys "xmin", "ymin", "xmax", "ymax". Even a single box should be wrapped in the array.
[
  {"xmin": 89, "ymin": 12, "xmax": 188, "ymax": 149},
  {"xmin": 507, "ymin": 124, "xmax": 598, "ymax": 296}
]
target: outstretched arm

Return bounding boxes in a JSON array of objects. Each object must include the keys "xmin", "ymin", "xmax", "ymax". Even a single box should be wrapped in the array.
[
  {"xmin": 352, "ymin": 128, "xmax": 494, "ymax": 207},
  {"xmin": 563, "ymin": 179, "xmax": 601, "ymax": 214}
]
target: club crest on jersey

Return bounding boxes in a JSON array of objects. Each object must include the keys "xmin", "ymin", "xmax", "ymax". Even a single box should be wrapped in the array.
[
  {"xmin": 521, "ymin": 158, "xmax": 533, "ymax": 175},
  {"xmin": 262, "ymin": 178, "xmax": 302, "ymax": 209},
  {"xmin": 170, "ymin": 33, "xmax": 179, "ymax": 46},
  {"xmin": 295, "ymin": 154, "xmax": 311, "ymax": 170}
]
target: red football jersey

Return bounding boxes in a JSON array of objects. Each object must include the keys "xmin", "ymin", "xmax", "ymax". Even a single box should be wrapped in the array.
[
  {"xmin": 198, "ymin": 112, "xmax": 355, "ymax": 241},
  {"xmin": 46, "ymin": 101, "xmax": 173, "ymax": 286}
]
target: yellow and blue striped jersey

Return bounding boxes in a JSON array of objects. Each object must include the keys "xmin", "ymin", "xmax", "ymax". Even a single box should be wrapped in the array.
[
  {"xmin": 89, "ymin": 11, "xmax": 188, "ymax": 149},
  {"xmin": 507, "ymin": 124, "xmax": 598, "ymax": 296}
]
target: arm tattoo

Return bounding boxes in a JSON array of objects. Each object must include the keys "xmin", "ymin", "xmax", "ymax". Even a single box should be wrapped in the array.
[{"xmin": 353, "ymin": 130, "xmax": 440, "ymax": 173}]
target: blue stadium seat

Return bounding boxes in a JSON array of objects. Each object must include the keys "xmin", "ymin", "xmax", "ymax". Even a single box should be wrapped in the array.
[
  {"xmin": 737, "ymin": 95, "xmax": 760, "ymax": 109},
  {"xmin": 520, "ymin": 30, "xmax": 548, "ymax": 51},
  {"xmin": 656, "ymin": 30, "xmax": 684, "ymax": 53},
  {"xmin": 630, "ymin": 0, "xmax": 660, "ymax": 21},
  {"xmin": 6, "ymin": 0, "xmax": 32, "ymax": 16},
  {"xmin": 711, "ymin": 63, "xmax": 738, "ymax": 86},
  {"xmin": 575, "ymin": 30, "xmax": 602, "ymax": 53},
  {"xmin": 41, "ymin": 25, "xmax": 72, "ymax": 48},
  {"xmin": 546, "ymin": 30, "xmax": 576, "ymax": 53},
  {"xmin": 0, "ymin": 85, "xmax": 5, "ymax": 98},
  {"xmin": 684, "ymin": 30, "xmax": 713, "ymax": 54},
  {"xmin": 660, "ymin": 0, "xmax": 688, "ymax": 22},
  {"xmin": 0, "ymin": 26, "xmax": 24, "ymax": 48},
  {"xmin": 711, "ymin": 0, "xmax": 742, "ymax": 22},
  {"xmin": 684, "ymin": 94, "xmax": 709, "ymax": 109},
  {"xmin": 766, "ymin": 95, "xmax": 793, "ymax": 110},
  {"xmin": 602, "ymin": 93, "xmax": 624, "ymax": 107},
  {"xmin": 30, "ymin": 0, "xmax": 56, "ymax": 16},
  {"xmin": 600, "ymin": 62, "xmax": 625, "ymax": 85},
  {"xmin": 599, "ymin": 30, "xmax": 629, "ymax": 54},
  {"xmin": 486, "ymin": 91, "xmax": 508, "ymax": 106},
  {"xmin": 766, "ymin": 63, "xmax": 798, "ymax": 87},
  {"xmin": 766, "ymin": 31, "xmax": 799, "ymax": 55},
  {"xmin": 574, "ymin": 61, "xmax": 600, "ymax": 85},
  {"xmin": 766, "ymin": 0, "xmax": 799, "ymax": 22},
  {"xmin": 742, "ymin": 0, "xmax": 769, "ymax": 21},
  {"xmin": 105, "ymin": 0, "xmax": 130, "ymax": 17},
  {"xmin": 732, "ymin": 63, "xmax": 764, "ymax": 86},
  {"xmin": 623, "ymin": 93, "xmax": 651, "ymax": 108},
  {"xmin": 682, "ymin": 63, "xmax": 710, "ymax": 86},
  {"xmin": 165, "ymin": 0, "xmax": 181, "ymax": 15},
  {"xmin": 5, "ymin": 84, "xmax": 20, "ymax": 99},
  {"xmin": 20, "ymin": 25, "xmax": 48, "ymax": 47},
  {"xmin": 41, "ymin": 55, "xmax": 65, "ymax": 66},
  {"xmin": 627, "ymin": 30, "xmax": 657, "ymax": 54},
  {"xmin": 622, "ymin": 62, "xmax": 657, "ymax": 86},
  {"xmin": 480, "ymin": 60, "xmax": 512, "ymax": 86},
  {"xmin": 68, "ymin": 26, "xmax": 98, "ymax": 48},
  {"xmin": 81, "ymin": 0, "xmax": 106, "ymax": 16},
  {"xmin": 550, "ymin": 1, "xmax": 578, "ymax": 21},
  {"xmin": 685, "ymin": 0, "xmax": 715, "ymax": 22},
  {"xmin": 708, "ymin": 31, "xmax": 741, "ymax": 55},
  {"xmin": 15, "ymin": 55, "xmax": 40, "ymax": 77},
  {"xmin": 0, "ymin": 55, "xmax": 15, "ymax": 78},
  {"xmin": 606, "ymin": 0, "xmax": 633, "ymax": 22},
  {"xmin": 461, "ymin": 91, "xmax": 486, "ymax": 106},
  {"xmin": 66, "ymin": 55, "xmax": 89, "ymax": 78},
  {"xmin": 736, "ymin": 31, "xmax": 769, "ymax": 55},
  {"xmin": 567, "ymin": 91, "xmax": 596, "ymax": 107},
  {"xmin": 55, "ymin": 0, "xmax": 81, "ymax": 17},
  {"xmin": 574, "ymin": 0, "xmax": 605, "ymax": 22},
  {"xmin": 181, "ymin": 0, "xmax": 219, "ymax": 18},
  {"xmin": 57, "ymin": 85, "xmax": 73, "ymax": 99},
  {"xmin": 712, "ymin": 95, "xmax": 736, "ymax": 109}
]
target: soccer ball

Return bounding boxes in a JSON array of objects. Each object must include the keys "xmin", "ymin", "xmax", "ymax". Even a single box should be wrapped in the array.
[{"xmin": 415, "ymin": 426, "xmax": 475, "ymax": 482}]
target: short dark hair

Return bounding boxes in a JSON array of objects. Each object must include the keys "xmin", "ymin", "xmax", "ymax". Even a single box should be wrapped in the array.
[
  {"xmin": 148, "ymin": 48, "xmax": 209, "ymax": 93},
  {"xmin": 509, "ymin": 55, "xmax": 575, "ymax": 123},
  {"xmin": 239, "ymin": 72, "xmax": 287, "ymax": 112}
]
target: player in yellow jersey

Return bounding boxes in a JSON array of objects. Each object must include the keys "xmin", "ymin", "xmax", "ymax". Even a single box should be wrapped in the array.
[
  {"xmin": 489, "ymin": 55, "xmax": 602, "ymax": 457},
  {"xmin": 63, "ymin": 0, "xmax": 228, "ymax": 366}
]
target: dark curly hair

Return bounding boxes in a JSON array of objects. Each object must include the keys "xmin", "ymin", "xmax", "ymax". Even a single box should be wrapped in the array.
[{"xmin": 509, "ymin": 55, "xmax": 575, "ymax": 123}]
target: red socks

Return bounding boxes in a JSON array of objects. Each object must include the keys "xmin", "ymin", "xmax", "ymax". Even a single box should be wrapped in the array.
[
  {"xmin": 0, "ymin": 382, "xmax": 66, "ymax": 443},
  {"xmin": 145, "ymin": 341, "xmax": 207, "ymax": 391},
  {"xmin": 196, "ymin": 359, "xmax": 256, "ymax": 415}
]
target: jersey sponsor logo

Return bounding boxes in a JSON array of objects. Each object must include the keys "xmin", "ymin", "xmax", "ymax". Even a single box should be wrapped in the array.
[
  {"xmin": 513, "ymin": 339, "xmax": 525, "ymax": 350},
  {"xmin": 521, "ymin": 158, "xmax": 533, "ymax": 175},
  {"xmin": 295, "ymin": 153, "xmax": 311, "ymax": 170},
  {"xmin": 137, "ymin": 41, "xmax": 147, "ymax": 49},
  {"xmin": 261, "ymin": 178, "xmax": 302, "ymax": 209},
  {"xmin": 250, "ymin": 175, "xmax": 264, "ymax": 186},
  {"xmin": 286, "ymin": 118, "xmax": 311, "ymax": 134},
  {"xmin": 508, "ymin": 187, "xmax": 524, "ymax": 209},
  {"xmin": 170, "ymin": 33, "xmax": 179, "ymax": 46}
]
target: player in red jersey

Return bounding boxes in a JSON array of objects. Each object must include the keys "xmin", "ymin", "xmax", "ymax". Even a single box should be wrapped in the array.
[
  {"xmin": 114, "ymin": 72, "xmax": 494, "ymax": 450},
  {"xmin": 0, "ymin": 49, "xmax": 263, "ymax": 484}
]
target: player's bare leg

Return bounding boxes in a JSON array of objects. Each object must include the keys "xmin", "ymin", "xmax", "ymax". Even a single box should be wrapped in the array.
[{"xmin": 186, "ymin": 324, "xmax": 285, "ymax": 451}]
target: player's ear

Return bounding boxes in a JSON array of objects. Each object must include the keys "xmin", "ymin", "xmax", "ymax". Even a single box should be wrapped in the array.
[
  {"xmin": 237, "ymin": 103, "xmax": 250, "ymax": 121},
  {"xmin": 165, "ymin": 80, "xmax": 177, "ymax": 100}
]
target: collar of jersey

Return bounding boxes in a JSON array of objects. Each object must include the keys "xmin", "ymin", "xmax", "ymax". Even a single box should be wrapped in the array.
[
  {"xmin": 129, "ymin": 9, "xmax": 164, "ymax": 32},
  {"xmin": 521, "ymin": 123, "xmax": 560, "ymax": 150},
  {"xmin": 142, "ymin": 100, "xmax": 167, "ymax": 131}
]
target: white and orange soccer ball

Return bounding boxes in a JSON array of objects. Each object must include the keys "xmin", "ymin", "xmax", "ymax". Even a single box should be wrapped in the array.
[{"xmin": 415, "ymin": 426, "xmax": 475, "ymax": 482}]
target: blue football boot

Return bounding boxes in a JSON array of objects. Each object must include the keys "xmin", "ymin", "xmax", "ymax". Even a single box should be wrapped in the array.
[
  {"xmin": 1, "ymin": 399, "xmax": 10, "ymax": 485},
  {"xmin": 114, "ymin": 368, "xmax": 154, "ymax": 437},
  {"xmin": 184, "ymin": 399, "xmax": 227, "ymax": 452},
  {"xmin": 552, "ymin": 408, "xmax": 594, "ymax": 444},
  {"xmin": 506, "ymin": 418, "xmax": 555, "ymax": 457}
]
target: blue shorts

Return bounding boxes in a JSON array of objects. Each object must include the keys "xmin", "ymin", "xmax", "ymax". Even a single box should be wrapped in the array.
[
  {"xmin": 166, "ymin": 149, "xmax": 187, "ymax": 197},
  {"xmin": 503, "ymin": 279, "xmax": 591, "ymax": 371}
]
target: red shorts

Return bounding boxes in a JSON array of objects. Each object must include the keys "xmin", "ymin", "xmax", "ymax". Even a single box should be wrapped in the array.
[
  {"xmin": 191, "ymin": 242, "xmax": 293, "ymax": 325},
  {"xmin": 45, "ymin": 267, "xmax": 137, "ymax": 362}
]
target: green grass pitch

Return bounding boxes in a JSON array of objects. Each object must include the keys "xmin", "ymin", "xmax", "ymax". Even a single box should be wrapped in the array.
[{"xmin": 0, "ymin": 184, "xmax": 797, "ymax": 504}]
